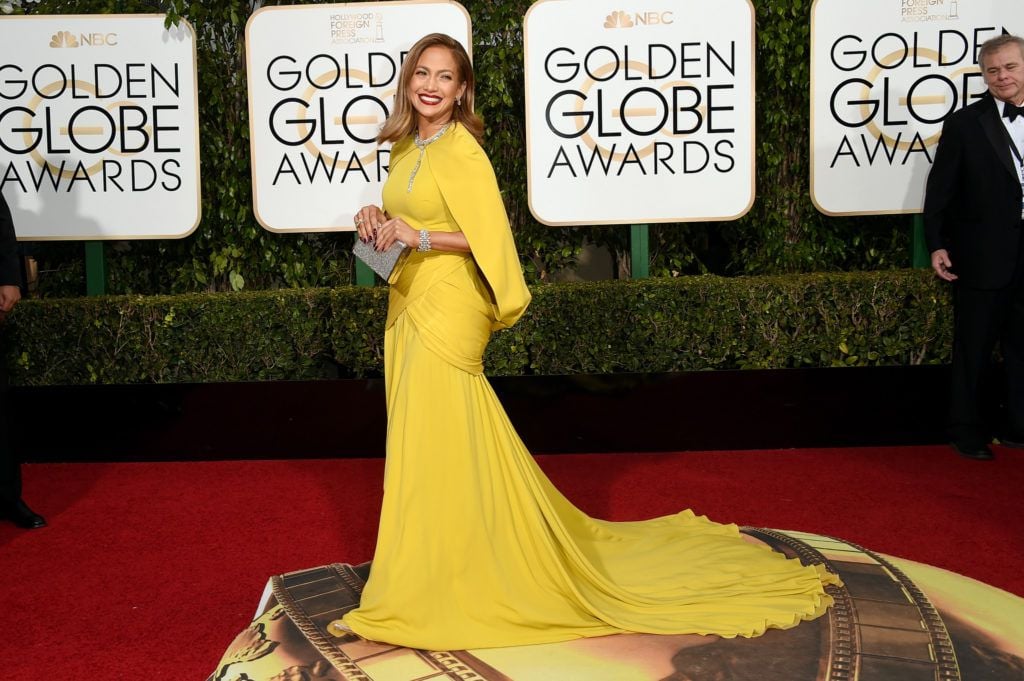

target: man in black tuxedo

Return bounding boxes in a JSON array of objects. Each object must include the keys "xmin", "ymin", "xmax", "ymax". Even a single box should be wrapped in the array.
[
  {"xmin": 0, "ymin": 192, "xmax": 45, "ymax": 528},
  {"xmin": 925, "ymin": 34, "xmax": 1024, "ymax": 460}
]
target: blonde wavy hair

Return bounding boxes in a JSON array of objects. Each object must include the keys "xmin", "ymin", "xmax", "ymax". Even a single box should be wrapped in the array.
[{"xmin": 377, "ymin": 33, "xmax": 484, "ymax": 145}]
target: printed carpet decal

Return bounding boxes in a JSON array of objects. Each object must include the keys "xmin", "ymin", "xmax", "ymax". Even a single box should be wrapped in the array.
[{"xmin": 209, "ymin": 529, "xmax": 1024, "ymax": 681}]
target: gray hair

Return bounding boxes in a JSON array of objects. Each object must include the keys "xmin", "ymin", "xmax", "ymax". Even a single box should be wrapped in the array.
[{"xmin": 979, "ymin": 34, "xmax": 1024, "ymax": 67}]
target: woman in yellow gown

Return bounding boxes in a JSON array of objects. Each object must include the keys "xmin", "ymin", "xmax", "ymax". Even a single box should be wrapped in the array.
[{"xmin": 341, "ymin": 33, "xmax": 840, "ymax": 651}]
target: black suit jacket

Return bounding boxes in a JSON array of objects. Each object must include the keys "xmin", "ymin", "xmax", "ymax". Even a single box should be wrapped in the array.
[
  {"xmin": 0, "ymin": 193, "xmax": 20, "ymax": 288},
  {"xmin": 924, "ymin": 93, "xmax": 1024, "ymax": 289}
]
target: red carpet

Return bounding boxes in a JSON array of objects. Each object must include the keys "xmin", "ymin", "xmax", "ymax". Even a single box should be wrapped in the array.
[{"xmin": 1, "ymin": 446, "xmax": 1022, "ymax": 680}]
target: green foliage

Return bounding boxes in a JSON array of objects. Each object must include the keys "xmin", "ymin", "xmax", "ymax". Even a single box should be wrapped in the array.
[
  {"xmin": 462, "ymin": 0, "xmax": 588, "ymax": 282},
  {"xmin": 490, "ymin": 270, "xmax": 950, "ymax": 374},
  {"xmin": 3, "ymin": 271, "xmax": 952, "ymax": 385},
  {"xmin": 19, "ymin": 0, "xmax": 913, "ymax": 297},
  {"xmin": 327, "ymin": 285, "xmax": 389, "ymax": 378},
  {"xmin": 722, "ymin": 0, "xmax": 911, "ymax": 274},
  {"xmin": 3, "ymin": 288, "xmax": 334, "ymax": 384}
]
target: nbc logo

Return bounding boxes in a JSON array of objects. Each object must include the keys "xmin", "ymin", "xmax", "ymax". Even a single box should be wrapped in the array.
[
  {"xmin": 603, "ymin": 10, "xmax": 673, "ymax": 29},
  {"xmin": 604, "ymin": 10, "xmax": 634, "ymax": 29},
  {"xmin": 49, "ymin": 30, "xmax": 79, "ymax": 48},
  {"xmin": 48, "ymin": 30, "xmax": 117, "ymax": 47}
]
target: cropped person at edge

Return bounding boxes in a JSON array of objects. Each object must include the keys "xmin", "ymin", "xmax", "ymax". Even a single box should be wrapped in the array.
[
  {"xmin": 0, "ymin": 192, "xmax": 46, "ymax": 529},
  {"xmin": 924, "ymin": 34, "xmax": 1024, "ymax": 460}
]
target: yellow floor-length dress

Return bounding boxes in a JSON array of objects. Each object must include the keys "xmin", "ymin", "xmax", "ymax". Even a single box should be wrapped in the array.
[{"xmin": 340, "ymin": 124, "xmax": 840, "ymax": 651}]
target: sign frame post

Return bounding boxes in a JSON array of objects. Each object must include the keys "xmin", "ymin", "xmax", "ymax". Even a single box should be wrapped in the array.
[
  {"xmin": 353, "ymin": 234, "xmax": 376, "ymax": 287},
  {"xmin": 912, "ymin": 215, "xmax": 929, "ymax": 269},
  {"xmin": 630, "ymin": 224, "xmax": 649, "ymax": 279},
  {"xmin": 85, "ymin": 242, "xmax": 107, "ymax": 296}
]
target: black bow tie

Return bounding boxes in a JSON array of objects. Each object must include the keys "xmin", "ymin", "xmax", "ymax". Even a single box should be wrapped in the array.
[{"xmin": 1005, "ymin": 102, "xmax": 1024, "ymax": 122}]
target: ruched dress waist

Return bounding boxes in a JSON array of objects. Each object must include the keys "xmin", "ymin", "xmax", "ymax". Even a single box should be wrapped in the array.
[{"xmin": 386, "ymin": 245, "xmax": 495, "ymax": 375}]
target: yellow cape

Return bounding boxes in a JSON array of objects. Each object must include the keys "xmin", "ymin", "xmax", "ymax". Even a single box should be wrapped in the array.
[{"xmin": 388, "ymin": 124, "xmax": 531, "ymax": 330}]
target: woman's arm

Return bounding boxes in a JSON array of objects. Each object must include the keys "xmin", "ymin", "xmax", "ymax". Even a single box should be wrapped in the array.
[{"xmin": 375, "ymin": 217, "xmax": 470, "ymax": 253}]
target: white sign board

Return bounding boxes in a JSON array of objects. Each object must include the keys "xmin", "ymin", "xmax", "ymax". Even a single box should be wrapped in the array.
[
  {"xmin": 811, "ymin": 0, "xmax": 1024, "ymax": 215},
  {"xmin": 246, "ymin": 0, "xmax": 471, "ymax": 233},
  {"xmin": 525, "ymin": 0, "xmax": 755, "ymax": 226},
  {"xmin": 0, "ymin": 14, "xmax": 200, "ymax": 240}
]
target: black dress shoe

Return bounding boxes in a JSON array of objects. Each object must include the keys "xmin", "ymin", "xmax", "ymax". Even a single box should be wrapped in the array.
[
  {"xmin": 950, "ymin": 441, "xmax": 995, "ymax": 461},
  {"xmin": 2, "ymin": 500, "xmax": 47, "ymax": 529}
]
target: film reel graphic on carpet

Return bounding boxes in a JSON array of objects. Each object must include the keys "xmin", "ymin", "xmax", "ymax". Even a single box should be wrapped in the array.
[{"xmin": 209, "ymin": 529, "xmax": 1024, "ymax": 681}]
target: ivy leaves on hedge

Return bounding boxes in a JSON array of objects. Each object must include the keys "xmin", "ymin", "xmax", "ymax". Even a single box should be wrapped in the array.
[{"xmin": 4, "ymin": 270, "xmax": 951, "ymax": 385}]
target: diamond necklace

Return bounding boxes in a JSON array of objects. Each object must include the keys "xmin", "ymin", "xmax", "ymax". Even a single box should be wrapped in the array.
[{"xmin": 407, "ymin": 122, "xmax": 452, "ymax": 193}]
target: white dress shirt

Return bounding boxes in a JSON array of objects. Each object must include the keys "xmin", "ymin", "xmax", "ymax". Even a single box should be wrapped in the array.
[{"xmin": 1000, "ymin": 99, "xmax": 1024, "ymax": 218}]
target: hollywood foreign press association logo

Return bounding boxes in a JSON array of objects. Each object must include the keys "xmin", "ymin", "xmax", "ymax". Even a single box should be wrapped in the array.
[
  {"xmin": 330, "ymin": 11, "xmax": 385, "ymax": 45},
  {"xmin": 603, "ymin": 9, "xmax": 674, "ymax": 29},
  {"xmin": 901, "ymin": 0, "xmax": 960, "ymax": 23}
]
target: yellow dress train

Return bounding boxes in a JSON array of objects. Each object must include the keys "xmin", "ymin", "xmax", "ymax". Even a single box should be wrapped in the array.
[{"xmin": 341, "ymin": 124, "xmax": 839, "ymax": 651}]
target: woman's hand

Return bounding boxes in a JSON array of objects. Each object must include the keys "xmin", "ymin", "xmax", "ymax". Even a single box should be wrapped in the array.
[
  {"xmin": 375, "ymin": 217, "xmax": 418, "ymax": 252},
  {"xmin": 353, "ymin": 205, "xmax": 387, "ymax": 243}
]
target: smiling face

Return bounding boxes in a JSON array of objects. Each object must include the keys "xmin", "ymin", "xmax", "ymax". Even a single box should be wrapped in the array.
[
  {"xmin": 982, "ymin": 43, "xmax": 1024, "ymax": 105},
  {"xmin": 407, "ymin": 45, "xmax": 467, "ymax": 137}
]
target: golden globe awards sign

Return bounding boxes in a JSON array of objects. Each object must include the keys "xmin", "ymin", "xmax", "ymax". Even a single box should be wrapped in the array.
[
  {"xmin": 525, "ymin": 0, "xmax": 755, "ymax": 226},
  {"xmin": 0, "ymin": 15, "xmax": 200, "ymax": 240},
  {"xmin": 246, "ymin": 0, "xmax": 470, "ymax": 233},
  {"xmin": 811, "ymin": 0, "xmax": 1024, "ymax": 215}
]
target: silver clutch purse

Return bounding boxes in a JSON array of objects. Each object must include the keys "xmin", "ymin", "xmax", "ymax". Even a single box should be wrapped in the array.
[{"xmin": 352, "ymin": 238, "xmax": 407, "ymax": 281}]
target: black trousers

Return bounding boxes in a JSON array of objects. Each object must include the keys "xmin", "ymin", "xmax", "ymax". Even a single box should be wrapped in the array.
[
  {"xmin": 950, "ymin": 244, "xmax": 1024, "ymax": 445},
  {"xmin": 0, "ymin": 358, "xmax": 20, "ymax": 505}
]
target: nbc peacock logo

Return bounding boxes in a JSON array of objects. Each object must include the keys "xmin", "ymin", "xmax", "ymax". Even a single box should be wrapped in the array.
[
  {"xmin": 47, "ymin": 29, "xmax": 117, "ymax": 47},
  {"xmin": 603, "ymin": 10, "xmax": 673, "ymax": 29},
  {"xmin": 49, "ymin": 30, "xmax": 79, "ymax": 48},
  {"xmin": 604, "ymin": 10, "xmax": 634, "ymax": 29}
]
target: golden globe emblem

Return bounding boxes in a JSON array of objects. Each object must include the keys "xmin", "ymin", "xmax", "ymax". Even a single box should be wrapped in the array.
[
  {"xmin": 20, "ymin": 78, "xmax": 156, "ymax": 180},
  {"xmin": 857, "ymin": 47, "xmax": 980, "ymax": 152},
  {"xmin": 295, "ymin": 67, "xmax": 396, "ymax": 168},
  {"xmin": 571, "ymin": 58, "xmax": 708, "ymax": 163}
]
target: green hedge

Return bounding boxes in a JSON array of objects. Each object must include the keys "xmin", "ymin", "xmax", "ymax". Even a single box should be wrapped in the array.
[
  {"xmin": 2, "ymin": 271, "xmax": 952, "ymax": 386},
  {"xmin": 8, "ymin": 0, "xmax": 911, "ymax": 298}
]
